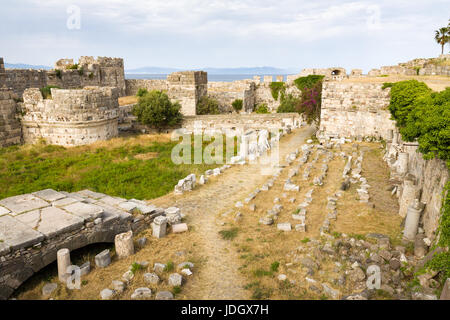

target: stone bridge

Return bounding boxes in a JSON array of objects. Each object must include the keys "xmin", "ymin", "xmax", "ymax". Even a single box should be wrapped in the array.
[{"xmin": 0, "ymin": 189, "xmax": 163, "ymax": 300}]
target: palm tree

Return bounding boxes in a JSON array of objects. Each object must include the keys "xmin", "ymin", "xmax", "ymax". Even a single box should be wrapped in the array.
[{"xmin": 435, "ymin": 27, "xmax": 449, "ymax": 55}]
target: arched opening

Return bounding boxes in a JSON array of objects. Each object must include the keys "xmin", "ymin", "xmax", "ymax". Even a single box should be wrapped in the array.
[
  {"xmin": 331, "ymin": 69, "xmax": 342, "ymax": 76},
  {"xmin": 11, "ymin": 242, "xmax": 114, "ymax": 300}
]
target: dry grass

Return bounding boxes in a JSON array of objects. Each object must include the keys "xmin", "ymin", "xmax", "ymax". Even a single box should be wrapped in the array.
[
  {"xmin": 14, "ymin": 223, "xmax": 205, "ymax": 300},
  {"xmin": 118, "ymin": 96, "xmax": 138, "ymax": 106},
  {"xmin": 342, "ymin": 75, "xmax": 450, "ymax": 92}
]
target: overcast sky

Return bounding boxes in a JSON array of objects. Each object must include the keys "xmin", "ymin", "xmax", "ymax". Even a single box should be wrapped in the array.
[{"xmin": 0, "ymin": 0, "xmax": 449, "ymax": 72}]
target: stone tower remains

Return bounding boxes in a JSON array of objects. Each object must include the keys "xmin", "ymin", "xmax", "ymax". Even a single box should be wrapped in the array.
[{"xmin": 167, "ymin": 71, "xmax": 208, "ymax": 116}]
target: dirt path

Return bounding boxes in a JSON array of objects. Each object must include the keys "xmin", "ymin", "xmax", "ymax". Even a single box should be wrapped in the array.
[{"xmin": 151, "ymin": 126, "xmax": 316, "ymax": 299}]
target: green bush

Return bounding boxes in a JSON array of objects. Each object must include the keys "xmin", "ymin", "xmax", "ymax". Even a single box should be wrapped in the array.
[
  {"xmin": 196, "ymin": 96, "xmax": 220, "ymax": 115},
  {"xmin": 400, "ymin": 88, "xmax": 450, "ymax": 160},
  {"xmin": 255, "ymin": 103, "xmax": 269, "ymax": 114},
  {"xmin": 232, "ymin": 99, "xmax": 243, "ymax": 113},
  {"xmin": 269, "ymin": 82, "xmax": 285, "ymax": 100},
  {"xmin": 55, "ymin": 70, "xmax": 62, "ymax": 79},
  {"xmin": 276, "ymin": 94, "xmax": 300, "ymax": 113},
  {"xmin": 133, "ymin": 90, "xmax": 183, "ymax": 130},
  {"xmin": 293, "ymin": 75, "xmax": 325, "ymax": 91},
  {"xmin": 383, "ymin": 80, "xmax": 432, "ymax": 128},
  {"xmin": 40, "ymin": 86, "xmax": 61, "ymax": 99},
  {"xmin": 67, "ymin": 64, "xmax": 79, "ymax": 70},
  {"xmin": 136, "ymin": 88, "xmax": 149, "ymax": 97}
]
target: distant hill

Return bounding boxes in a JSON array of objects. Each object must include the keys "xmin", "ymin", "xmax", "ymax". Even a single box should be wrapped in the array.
[
  {"xmin": 125, "ymin": 66, "xmax": 299, "ymax": 75},
  {"xmin": 5, "ymin": 63, "xmax": 51, "ymax": 70}
]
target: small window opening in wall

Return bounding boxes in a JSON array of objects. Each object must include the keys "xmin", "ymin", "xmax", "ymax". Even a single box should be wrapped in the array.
[{"xmin": 331, "ymin": 70, "xmax": 341, "ymax": 76}]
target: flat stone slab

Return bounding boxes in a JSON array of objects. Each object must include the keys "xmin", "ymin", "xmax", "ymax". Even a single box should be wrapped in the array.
[
  {"xmin": 51, "ymin": 197, "xmax": 80, "ymax": 208},
  {"xmin": 32, "ymin": 189, "xmax": 66, "ymax": 202},
  {"xmin": 98, "ymin": 195, "xmax": 127, "ymax": 206},
  {"xmin": 15, "ymin": 207, "xmax": 84, "ymax": 239},
  {"xmin": 0, "ymin": 205, "xmax": 10, "ymax": 216},
  {"xmin": 62, "ymin": 202, "xmax": 103, "ymax": 221},
  {"xmin": 76, "ymin": 189, "xmax": 106, "ymax": 200},
  {"xmin": 0, "ymin": 215, "xmax": 45, "ymax": 251},
  {"xmin": 0, "ymin": 194, "xmax": 49, "ymax": 215}
]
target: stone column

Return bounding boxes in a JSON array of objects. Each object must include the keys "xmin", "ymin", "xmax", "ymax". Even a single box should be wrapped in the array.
[
  {"xmin": 403, "ymin": 199, "xmax": 424, "ymax": 241},
  {"xmin": 397, "ymin": 152, "xmax": 409, "ymax": 176},
  {"xmin": 152, "ymin": 216, "xmax": 168, "ymax": 238},
  {"xmin": 115, "ymin": 231, "xmax": 134, "ymax": 259},
  {"xmin": 57, "ymin": 248, "xmax": 71, "ymax": 283},
  {"xmin": 398, "ymin": 177, "xmax": 419, "ymax": 218}
]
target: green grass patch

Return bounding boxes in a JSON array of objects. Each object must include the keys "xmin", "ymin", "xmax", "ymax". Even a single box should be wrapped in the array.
[
  {"xmin": 164, "ymin": 261, "xmax": 174, "ymax": 272},
  {"xmin": 219, "ymin": 227, "xmax": 239, "ymax": 240},
  {"xmin": 0, "ymin": 134, "xmax": 230, "ymax": 200}
]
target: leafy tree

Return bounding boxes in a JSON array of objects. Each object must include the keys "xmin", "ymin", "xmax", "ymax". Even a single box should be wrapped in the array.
[
  {"xmin": 196, "ymin": 96, "xmax": 220, "ymax": 115},
  {"xmin": 133, "ymin": 90, "xmax": 183, "ymax": 130},
  {"xmin": 232, "ymin": 99, "xmax": 243, "ymax": 113},
  {"xmin": 435, "ymin": 27, "xmax": 449, "ymax": 55}
]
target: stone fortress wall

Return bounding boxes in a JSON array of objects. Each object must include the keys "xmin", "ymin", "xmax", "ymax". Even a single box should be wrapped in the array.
[
  {"xmin": 5, "ymin": 56, "xmax": 126, "ymax": 96},
  {"xmin": 318, "ymin": 82, "xmax": 395, "ymax": 140},
  {"xmin": 21, "ymin": 86, "xmax": 120, "ymax": 146},
  {"xmin": 0, "ymin": 58, "xmax": 22, "ymax": 147},
  {"xmin": 368, "ymin": 54, "xmax": 450, "ymax": 76}
]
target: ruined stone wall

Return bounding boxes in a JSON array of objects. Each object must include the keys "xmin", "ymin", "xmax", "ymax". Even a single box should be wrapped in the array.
[
  {"xmin": 207, "ymin": 80, "xmax": 256, "ymax": 113},
  {"xmin": 0, "ymin": 59, "xmax": 22, "ymax": 147},
  {"xmin": 0, "ymin": 89, "xmax": 22, "ymax": 147},
  {"xmin": 254, "ymin": 81, "xmax": 302, "ymax": 113},
  {"xmin": 21, "ymin": 86, "xmax": 119, "ymax": 146},
  {"xmin": 125, "ymin": 79, "xmax": 169, "ymax": 96},
  {"xmin": 385, "ymin": 131, "xmax": 449, "ymax": 241},
  {"xmin": 318, "ymin": 82, "xmax": 395, "ymax": 140},
  {"xmin": 287, "ymin": 68, "xmax": 347, "ymax": 82},
  {"xmin": 182, "ymin": 113, "xmax": 302, "ymax": 132},
  {"xmin": 167, "ymin": 71, "xmax": 207, "ymax": 116},
  {"xmin": 4, "ymin": 57, "xmax": 126, "ymax": 97},
  {"xmin": 369, "ymin": 56, "xmax": 450, "ymax": 77}
]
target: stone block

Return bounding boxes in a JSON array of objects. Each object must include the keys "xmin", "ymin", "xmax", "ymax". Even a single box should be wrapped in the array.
[
  {"xmin": 0, "ymin": 215, "xmax": 45, "ymax": 251},
  {"xmin": 62, "ymin": 202, "xmax": 103, "ymax": 222},
  {"xmin": 16, "ymin": 207, "xmax": 84, "ymax": 239},
  {"xmin": 32, "ymin": 189, "xmax": 66, "ymax": 202},
  {"xmin": 0, "ymin": 194, "xmax": 49, "ymax": 215},
  {"xmin": 152, "ymin": 216, "xmax": 168, "ymax": 238},
  {"xmin": 131, "ymin": 287, "xmax": 152, "ymax": 300},
  {"xmin": 172, "ymin": 223, "xmax": 188, "ymax": 233},
  {"xmin": 168, "ymin": 273, "xmax": 183, "ymax": 287},
  {"xmin": 95, "ymin": 249, "xmax": 111, "ymax": 268}
]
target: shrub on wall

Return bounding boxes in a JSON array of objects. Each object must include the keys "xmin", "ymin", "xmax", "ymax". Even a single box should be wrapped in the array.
[
  {"xmin": 269, "ymin": 82, "xmax": 286, "ymax": 101},
  {"xmin": 293, "ymin": 75, "xmax": 325, "ymax": 91},
  {"xmin": 40, "ymin": 85, "xmax": 61, "ymax": 99},
  {"xmin": 382, "ymin": 80, "xmax": 432, "ymax": 128},
  {"xmin": 232, "ymin": 99, "xmax": 243, "ymax": 113},
  {"xmin": 133, "ymin": 90, "xmax": 183, "ymax": 130},
  {"xmin": 277, "ymin": 75, "xmax": 325, "ymax": 124},
  {"xmin": 196, "ymin": 96, "xmax": 220, "ymax": 115},
  {"xmin": 276, "ymin": 94, "xmax": 300, "ymax": 113},
  {"xmin": 255, "ymin": 103, "xmax": 270, "ymax": 114}
]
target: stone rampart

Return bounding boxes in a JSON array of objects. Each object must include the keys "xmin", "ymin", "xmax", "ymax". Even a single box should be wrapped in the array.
[
  {"xmin": 318, "ymin": 82, "xmax": 395, "ymax": 140},
  {"xmin": 4, "ymin": 56, "xmax": 126, "ymax": 97},
  {"xmin": 21, "ymin": 86, "xmax": 119, "ymax": 146}
]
